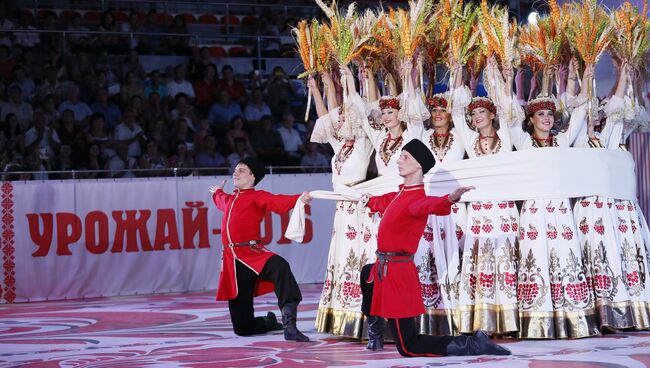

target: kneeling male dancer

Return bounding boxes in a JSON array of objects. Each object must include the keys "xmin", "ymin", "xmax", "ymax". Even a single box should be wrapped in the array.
[
  {"xmin": 360, "ymin": 139, "xmax": 511, "ymax": 356},
  {"xmin": 210, "ymin": 157, "xmax": 311, "ymax": 342}
]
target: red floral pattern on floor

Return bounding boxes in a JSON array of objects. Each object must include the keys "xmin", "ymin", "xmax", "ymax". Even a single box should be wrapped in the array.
[{"xmin": 0, "ymin": 284, "xmax": 649, "ymax": 367}]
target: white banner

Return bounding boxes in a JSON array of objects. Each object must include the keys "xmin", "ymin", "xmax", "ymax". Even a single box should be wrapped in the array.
[{"xmin": 0, "ymin": 174, "xmax": 335, "ymax": 303}]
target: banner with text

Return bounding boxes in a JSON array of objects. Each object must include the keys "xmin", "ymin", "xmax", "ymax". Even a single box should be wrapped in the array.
[{"xmin": 0, "ymin": 175, "xmax": 335, "ymax": 303}]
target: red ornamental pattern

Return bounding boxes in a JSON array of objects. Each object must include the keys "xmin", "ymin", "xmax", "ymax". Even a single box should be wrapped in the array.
[
  {"xmin": 423, "ymin": 224, "xmax": 433, "ymax": 242},
  {"xmin": 421, "ymin": 282, "xmax": 440, "ymax": 299},
  {"xmin": 363, "ymin": 226, "xmax": 371, "ymax": 243},
  {"xmin": 456, "ymin": 225, "xmax": 464, "ymax": 241},
  {"xmin": 345, "ymin": 225, "xmax": 357, "ymax": 240},
  {"xmin": 342, "ymin": 281, "xmax": 361, "ymax": 299},
  {"xmin": 547, "ymin": 224, "xmax": 557, "ymax": 240},
  {"xmin": 1, "ymin": 181, "xmax": 16, "ymax": 303},
  {"xmin": 565, "ymin": 281, "xmax": 589, "ymax": 303}
]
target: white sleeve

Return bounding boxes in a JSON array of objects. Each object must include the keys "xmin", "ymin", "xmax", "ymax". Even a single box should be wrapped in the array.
[{"xmin": 450, "ymin": 86, "xmax": 473, "ymax": 151}]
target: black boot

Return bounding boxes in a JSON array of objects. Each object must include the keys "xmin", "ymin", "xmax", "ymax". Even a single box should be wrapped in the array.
[
  {"xmin": 445, "ymin": 331, "xmax": 511, "ymax": 356},
  {"xmin": 281, "ymin": 302, "xmax": 310, "ymax": 342},
  {"xmin": 264, "ymin": 311, "xmax": 283, "ymax": 331},
  {"xmin": 366, "ymin": 316, "xmax": 385, "ymax": 351}
]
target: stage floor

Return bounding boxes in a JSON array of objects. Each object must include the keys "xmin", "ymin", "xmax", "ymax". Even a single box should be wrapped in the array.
[{"xmin": 1, "ymin": 284, "xmax": 650, "ymax": 368}]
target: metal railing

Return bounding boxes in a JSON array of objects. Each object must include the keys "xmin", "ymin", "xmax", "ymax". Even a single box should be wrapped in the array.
[{"xmin": 3, "ymin": 28, "xmax": 299, "ymax": 71}]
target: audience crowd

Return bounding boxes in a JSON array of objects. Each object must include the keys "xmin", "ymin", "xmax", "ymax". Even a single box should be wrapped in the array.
[{"xmin": 0, "ymin": 5, "xmax": 332, "ymax": 180}]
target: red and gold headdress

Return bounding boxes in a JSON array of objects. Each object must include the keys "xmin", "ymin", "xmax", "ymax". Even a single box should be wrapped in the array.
[
  {"xmin": 526, "ymin": 96, "xmax": 557, "ymax": 116},
  {"xmin": 467, "ymin": 97, "xmax": 496, "ymax": 114},
  {"xmin": 379, "ymin": 96, "xmax": 401, "ymax": 110},
  {"xmin": 427, "ymin": 93, "xmax": 448, "ymax": 110}
]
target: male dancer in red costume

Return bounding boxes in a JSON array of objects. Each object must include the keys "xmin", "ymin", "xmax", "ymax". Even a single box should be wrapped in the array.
[
  {"xmin": 360, "ymin": 139, "xmax": 511, "ymax": 356},
  {"xmin": 210, "ymin": 157, "xmax": 311, "ymax": 342}
]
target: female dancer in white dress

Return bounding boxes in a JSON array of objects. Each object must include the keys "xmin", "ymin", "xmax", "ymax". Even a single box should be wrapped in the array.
[
  {"xmin": 601, "ymin": 61, "xmax": 650, "ymax": 330},
  {"xmin": 572, "ymin": 61, "xmax": 641, "ymax": 331},
  {"xmin": 450, "ymin": 56, "xmax": 522, "ymax": 335},
  {"xmin": 411, "ymin": 90, "xmax": 467, "ymax": 335},
  {"xmin": 309, "ymin": 71, "xmax": 375, "ymax": 339},
  {"xmin": 510, "ymin": 59, "xmax": 600, "ymax": 338}
]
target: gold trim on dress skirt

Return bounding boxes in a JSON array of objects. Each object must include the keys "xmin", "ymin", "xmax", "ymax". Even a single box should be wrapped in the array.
[
  {"xmin": 316, "ymin": 307, "xmax": 365, "ymax": 339},
  {"xmin": 518, "ymin": 309, "xmax": 601, "ymax": 339},
  {"xmin": 458, "ymin": 303, "xmax": 519, "ymax": 334},
  {"xmin": 594, "ymin": 300, "xmax": 637, "ymax": 329}
]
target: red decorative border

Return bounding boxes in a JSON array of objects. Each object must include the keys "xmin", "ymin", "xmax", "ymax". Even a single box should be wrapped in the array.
[{"xmin": 1, "ymin": 181, "xmax": 16, "ymax": 303}]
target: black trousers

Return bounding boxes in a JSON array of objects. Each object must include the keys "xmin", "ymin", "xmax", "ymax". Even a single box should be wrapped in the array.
[
  {"xmin": 228, "ymin": 255, "xmax": 302, "ymax": 336},
  {"xmin": 361, "ymin": 263, "xmax": 453, "ymax": 357}
]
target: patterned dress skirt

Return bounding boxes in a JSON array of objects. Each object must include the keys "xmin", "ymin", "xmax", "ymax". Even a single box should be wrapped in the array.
[
  {"xmin": 517, "ymin": 198, "xmax": 600, "ymax": 339},
  {"xmin": 574, "ymin": 196, "xmax": 637, "ymax": 329},
  {"xmin": 414, "ymin": 203, "xmax": 467, "ymax": 336},
  {"xmin": 316, "ymin": 200, "xmax": 377, "ymax": 338},
  {"xmin": 458, "ymin": 200, "xmax": 520, "ymax": 334},
  {"xmin": 609, "ymin": 199, "xmax": 650, "ymax": 329}
]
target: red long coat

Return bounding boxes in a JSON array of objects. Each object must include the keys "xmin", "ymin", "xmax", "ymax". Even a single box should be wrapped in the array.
[
  {"xmin": 367, "ymin": 184, "xmax": 452, "ymax": 318},
  {"xmin": 212, "ymin": 188, "xmax": 300, "ymax": 301}
]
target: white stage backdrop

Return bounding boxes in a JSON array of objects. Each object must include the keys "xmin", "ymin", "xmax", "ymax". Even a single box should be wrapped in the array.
[{"xmin": 0, "ymin": 174, "xmax": 335, "ymax": 303}]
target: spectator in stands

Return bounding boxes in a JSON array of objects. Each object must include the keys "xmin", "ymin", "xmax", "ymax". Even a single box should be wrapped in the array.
[
  {"xmin": 216, "ymin": 65, "xmax": 246, "ymax": 104},
  {"xmin": 139, "ymin": 140, "xmax": 169, "ymax": 175},
  {"xmin": 120, "ymin": 71, "xmax": 144, "ymax": 105},
  {"xmin": 224, "ymin": 115, "xmax": 255, "ymax": 155},
  {"xmin": 146, "ymin": 118, "xmax": 170, "ymax": 155},
  {"xmin": 0, "ymin": 7, "xmax": 15, "ymax": 47},
  {"xmin": 45, "ymin": 49, "xmax": 65, "ymax": 78},
  {"xmin": 265, "ymin": 66, "xmax": 295, "ymax": 118},
  {"xmin": 144, "ymin": 70, "xmax": 167, "ymax": 99},
  {"xmin": 258, "ymin": 16, "xmax": 281, "ymax": 57},
  {"xmin": 226, "ymin": 138, "xmax": 254, "ymax": 173},
  {"xmin": 40, "ymin": 13, "xmax": 62, "ymax": 51},
  {"xmin": 91, "ymin": 87, "xmax": 122, "ymax": 131},
  {"xmin": 208, "ymin": 90, "xmax": 243, "ymax": 133},
  {"xmin": 35, "ymin": 66, "xmax": 67, "ymax": 104},
  {"xmin": 170, "ymin": 92, "xmax": 197, "ymax": 130},
  {"xmin": 24, "ymin": 109, "xmax": 61, "ymax": 162},
  {"xmin": 41, "ymin": 94, "xmax": 60, "ymax": 126},
  {"xmin": 120, "ymin": 13, "xmax": 145, "ymax": 51},
  {"xmin": 166, "ymin": 64, "xmax": 195, "ymax": 100},
  {"xmin": 95, "ymin": 48, "xmax": 119, "ymax": 86},
  {"xmin": 169, "ymin": 142, "xmax": 194, "ymax": 171},
  {"xmin": 244, "ymin": 88, "xmax": 272, "ymax": 126},
  {"xmin": 247, "ymin": 69, "xmax": 264, "ymax": 93},
  {"xmin": 141, "ymin": 10, "xmax": 163, "ymax": 52},
  {"xmin": 113, "ymin": 109, "xmax": 144, "ymax": 158},
  {"xmin": 0, "ymin": 45, "xmax": 16, "ymax": 79},
  {"xmin": 252, "ymin": 114, "xmax": 284, "ymax": 166},
  {"xmin": 106, "ymin": 142, "xmax": 137, "ymax": 178},
  {"xmin": 1, "ymin": 113, "xmax": 24, "ymax": 154},
  {"xmin": 78, "ymin": 143, "xmax": 104, "ymax": 179},
  {"xmin": 195, "ymin": 134, "xmax": 226, "ymax": 168},
  {"xmin": 84, "ymin": 113, "xmax": 111, "ymax": 158},
  {"xmin": 26, "ymin": 147, "xmax": 51, "ymax": 180},
  {"xmin": 142, "ymin": 91, "xmax": 167, "ymax": 129},
  {"xmin": 58, "ymin": 85, "xmax": 92, "ymax": 125},
  {"xmin": 121, "ymin": 49, "xmax": 146, "ymax": 81},
  {"xmin": 128, "ymin": 95, "xmax": 145, "ymax": 122},
  {"xmin": 276, "ymin": 113, "xmax": 304, "ymax": 164},
  {"xmin": 190, "ymin": 47, "xmax": 215, "ymax": 81},
  {"xmin": 14, "ymin": 11, "xmax": 39, "ymax": 49},
  {"xmin": 165, "ymin": 15, "xmax": 190, "ymax": 55},
  {"xmin": 98, "ymin": 11, "xmax": 122, "ymax": 52},
  {"xmin": 68, "ymin": 52, "xmax": 96, "ymax": 96},
  {"xmin": 192, "ymin": 118, "xmax": 213, "ymax": 153},
  {"xmin": 56, "ymin": 109, "xmax": 82, "ymax": 149},
  {"xmin": 53, "ymin": 144, "xmax": 74, "ymax": 174},
  {"xmin": 1, "ymin": 84, "xmax": 33, "ymax": 130},
  {"xmin": 193, "ymin": 63, "xmax": 218, "ymax": 113},
  {"xmin": 12, "ymin": 65, "xmax": 35, "ymax": 102},
  {"xmin": 300, "ymin": 142, "xmax": 329, "ymax": 173},
  {"xmin": 170, "ymin": 118, "xmax": 194, "ymax": 151},
  {"xmin": 67, "ymin": 14, "xmax": 91, "ymax": 52}
]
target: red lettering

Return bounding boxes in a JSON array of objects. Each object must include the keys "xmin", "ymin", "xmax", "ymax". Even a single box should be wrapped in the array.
[
  {"xmin": 154, "ymin": 209, "xmax": 180, "ymax": 250},
  {"xmin": 111, "ymin": 210, "xmax": 152, "ymax": 252},
  {"xmin": 259, "ymin": 213, "xmax": 273, "ymax": 245},
  {"xmin": 182, "ymin": 201, "xmax": 210, "ymax": 249},
  {"xmin": 85, "ymin": 211, "xmax": 109, "ymax": 254},
  {"xmin": 56, "ymin": 213, "xmax": 82, "ymax": 256},
  {"xmin": 27, "ymin": 213, "xmax": 53, "ymax": 257}
]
